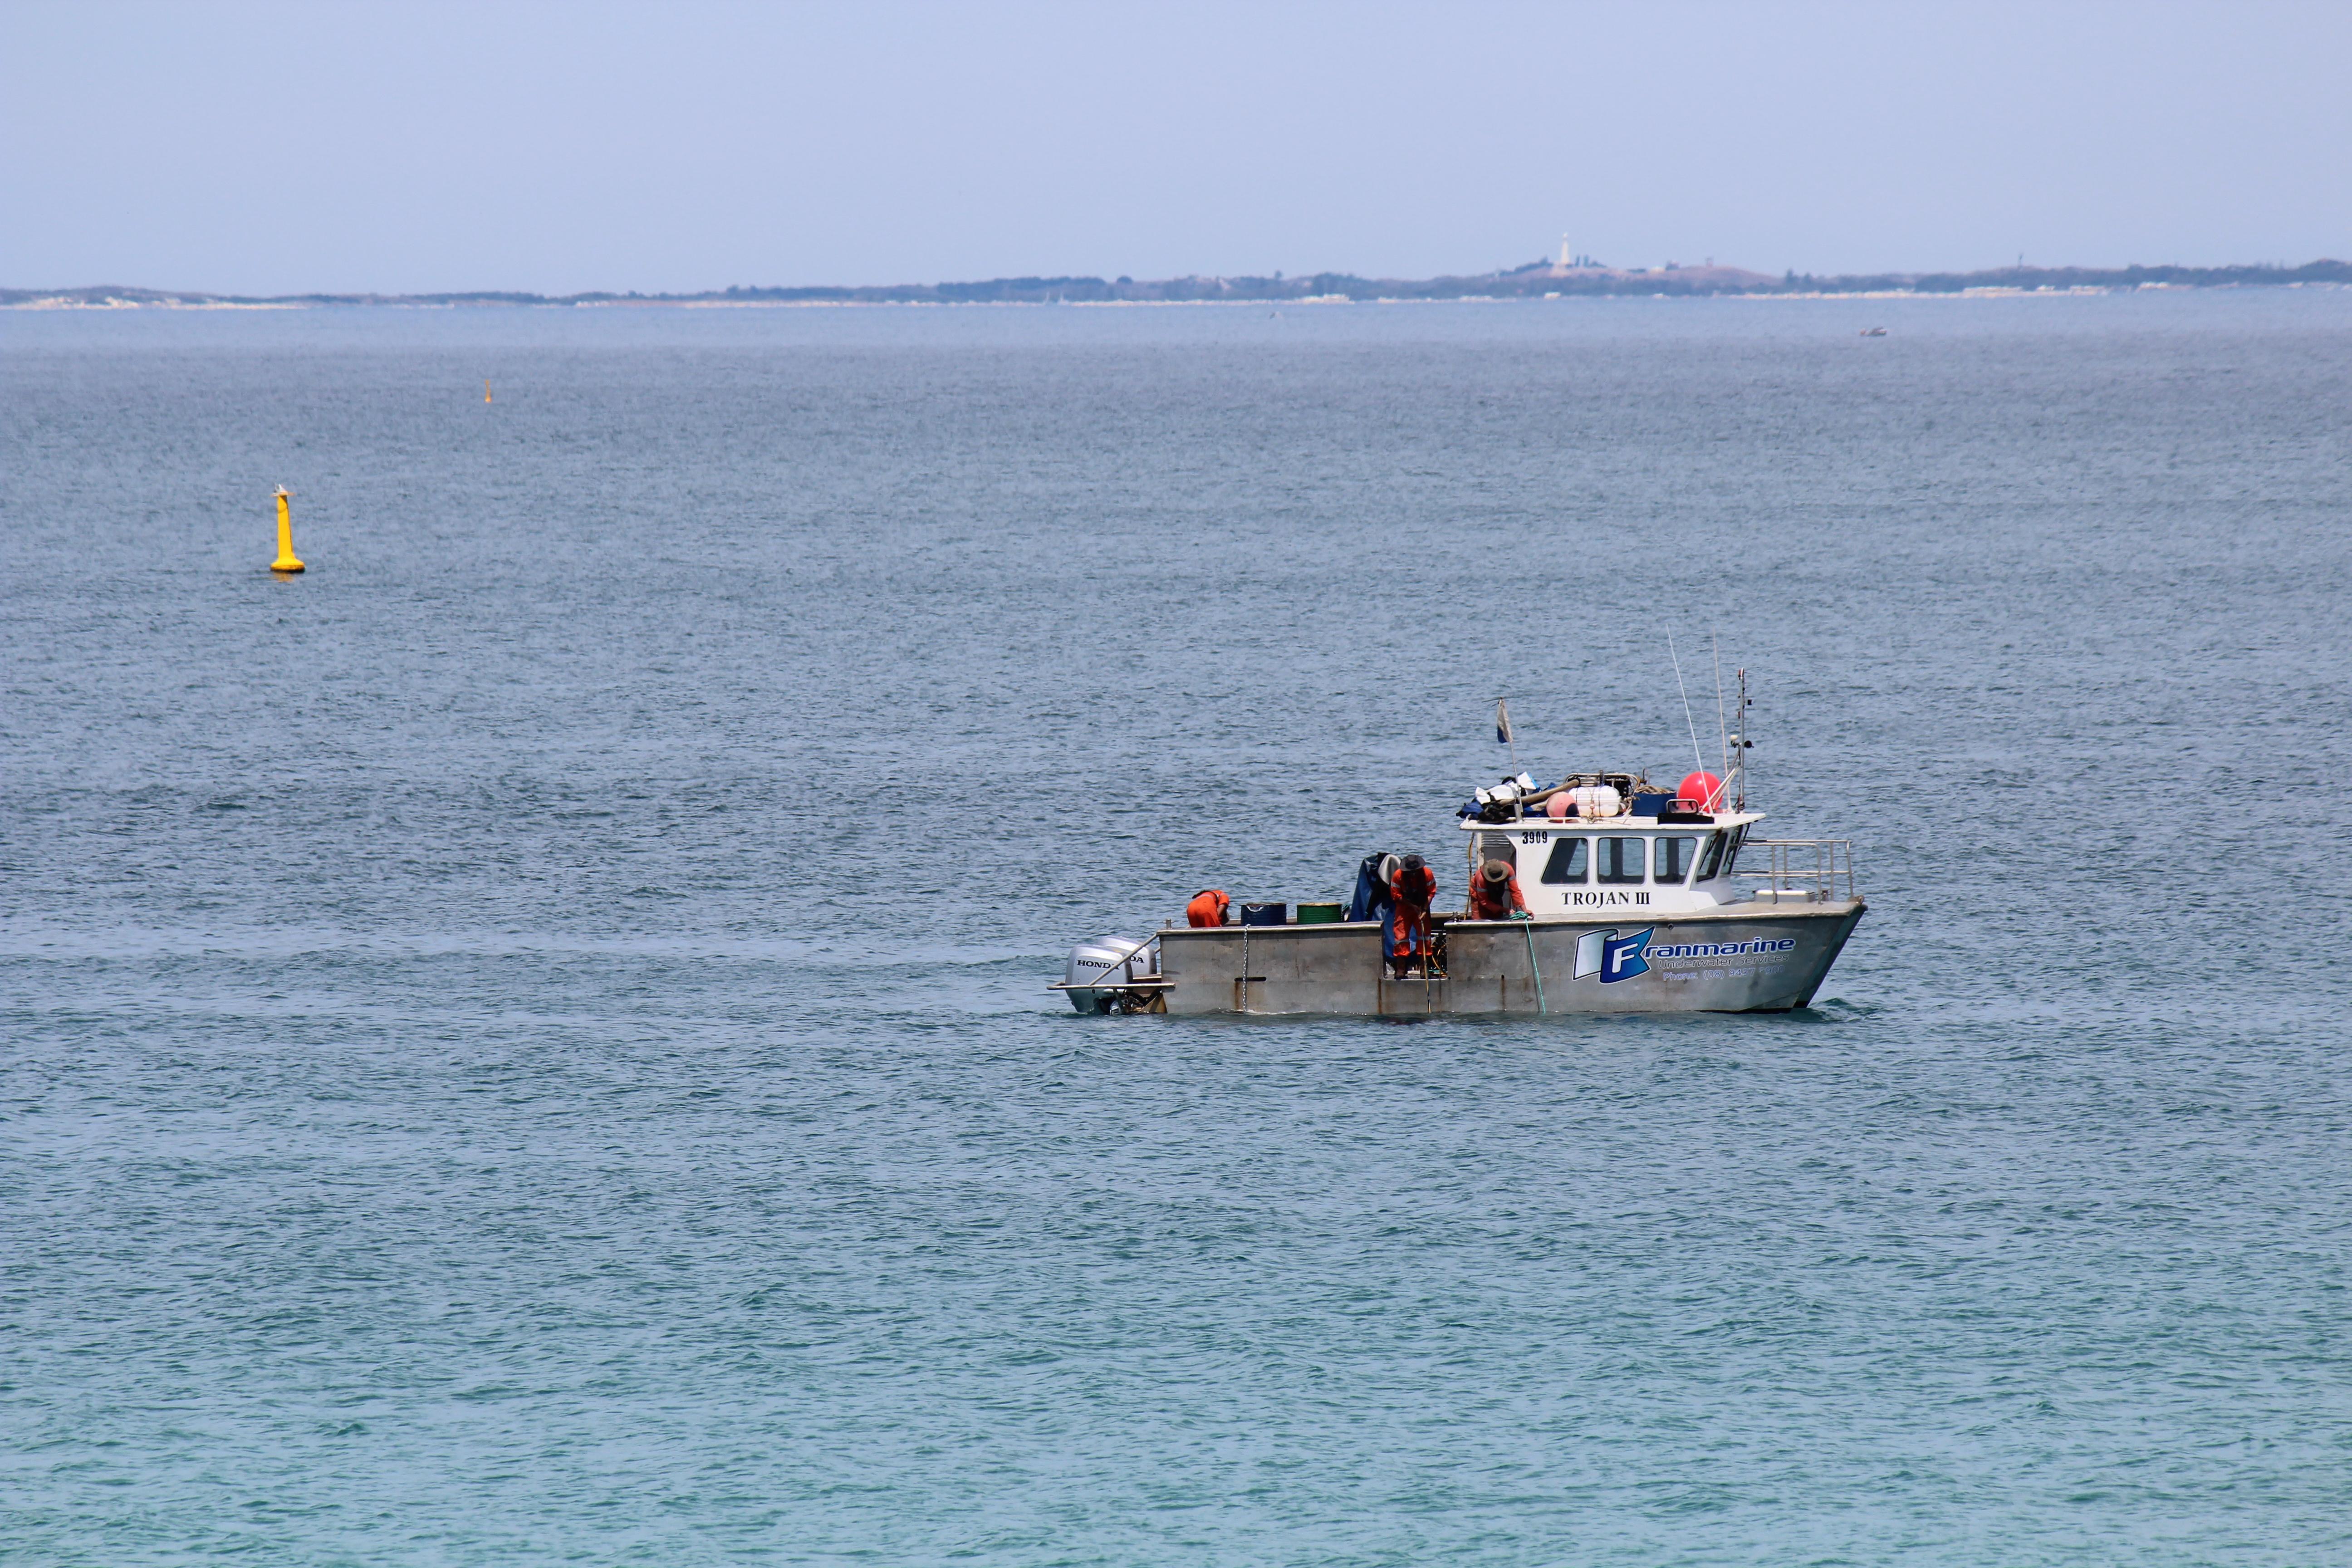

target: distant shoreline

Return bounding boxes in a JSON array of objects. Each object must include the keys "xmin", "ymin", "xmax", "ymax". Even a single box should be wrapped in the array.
[{"xmin": 7, "ymin": 258, "xmax": 2348, "ymax": 310}]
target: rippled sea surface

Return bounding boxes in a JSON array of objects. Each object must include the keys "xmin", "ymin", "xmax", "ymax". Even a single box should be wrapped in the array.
[{"xmin": 5, "ymin": 293, "xmax": 2350, "ymax": 1565}]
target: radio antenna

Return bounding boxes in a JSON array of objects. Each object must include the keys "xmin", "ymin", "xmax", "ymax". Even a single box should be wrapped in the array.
[{"xmin": 1735, "ymin": 667, "xmax": 1750, "ymax": 810}]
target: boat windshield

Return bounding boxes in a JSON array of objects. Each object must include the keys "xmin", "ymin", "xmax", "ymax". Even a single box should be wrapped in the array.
[
  {"xmin": 1720, "ymin": 825, "xmax": 1748, "ymax": 877},
  {"xmin": 1655, "ymin": 835, "xmax": 1699, "ymax": 884},
  {"xmin": 1695, "ymin": 831, "xmax": 1726, "ymax": 882}
]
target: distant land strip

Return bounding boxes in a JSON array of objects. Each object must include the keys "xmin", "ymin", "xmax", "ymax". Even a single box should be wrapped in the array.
[{"xmin": 8, "ymin": 257, "xmax": 2350, "ymax": 309}]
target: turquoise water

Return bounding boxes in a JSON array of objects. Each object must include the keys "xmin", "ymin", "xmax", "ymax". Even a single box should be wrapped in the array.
[{"xmin": 4, "ymin": 293, "xmax": 2350, "ymax": 1564}]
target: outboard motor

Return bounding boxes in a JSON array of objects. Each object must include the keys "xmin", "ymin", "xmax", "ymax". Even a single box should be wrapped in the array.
[{"xmin": 1062, "ymin": 934, "xmax": 1157, "ymax": 1013}]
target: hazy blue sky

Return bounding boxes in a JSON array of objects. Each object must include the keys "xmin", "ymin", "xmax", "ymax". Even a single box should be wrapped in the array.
[{"xmin": 5, "ymin": 0, "xmax": 2347, "ymax": 294}]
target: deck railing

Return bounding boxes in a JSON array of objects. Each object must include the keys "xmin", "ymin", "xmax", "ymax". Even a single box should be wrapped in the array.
[{"xmin": 1734, "ymin": 838, "xmax": 1859, "ymax": 903}]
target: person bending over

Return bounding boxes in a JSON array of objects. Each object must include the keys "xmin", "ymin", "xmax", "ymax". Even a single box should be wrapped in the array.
[
  {"xmin": 1467, "ymin": 858, "xmax": 1528, "ymax": 921},
  {"xmin": 1387, "ymin": 854, "xmax": 1438, "ymax": 975}
]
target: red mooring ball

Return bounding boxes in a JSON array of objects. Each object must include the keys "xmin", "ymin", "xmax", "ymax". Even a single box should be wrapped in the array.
[{"xmin": 1678, "ymin": 770, "xmax": 1725, "ymax": 809}]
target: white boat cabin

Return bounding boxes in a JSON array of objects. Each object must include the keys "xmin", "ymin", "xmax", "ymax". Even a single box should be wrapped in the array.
[{"xmin": 1458, "ymin": 810, "xmax": 1767, "ymax": 916}]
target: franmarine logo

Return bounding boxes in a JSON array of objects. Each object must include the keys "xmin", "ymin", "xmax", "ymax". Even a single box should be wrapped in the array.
[
  {"xmin": 1571, "ymin": 926, "xmax": 1653, "ymax": 984},
  {"xmin": 1573, "ymin": 929, "xmax": 1800, "ymax": 981}
]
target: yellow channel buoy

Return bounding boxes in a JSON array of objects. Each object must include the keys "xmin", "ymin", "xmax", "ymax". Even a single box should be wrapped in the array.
[
  {"xmin": 485, "ymin": 379, "xmax": 493, "ymax": 404},
  {"xmin": 270, "ymin": 486, "xmax": 305, "ymax": 573}
]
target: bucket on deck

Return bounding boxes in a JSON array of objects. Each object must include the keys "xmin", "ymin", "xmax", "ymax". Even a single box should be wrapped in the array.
[
  {"xmin": 1239, "ymin": 902, "xmax": 1288, "ymax": 926},
  {"xmin": 1296, "ymin": 902, "xmax": 1344, "ymax": 924}
]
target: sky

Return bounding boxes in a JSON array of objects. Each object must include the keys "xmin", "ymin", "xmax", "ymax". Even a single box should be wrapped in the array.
[{"xmin": 4, "ymin": 0, "xmax": 2348, "ymax": 295}]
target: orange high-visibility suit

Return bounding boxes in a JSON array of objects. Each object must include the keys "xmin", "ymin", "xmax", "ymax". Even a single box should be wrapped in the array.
[
  {"xmin": 1387, "ymin": 862, "xmax": 1437, "ymax": 964},
  {"xmin": 1186, "ymin": 889, "xmax": 1231, "ymax": 928},
  {"xmin": 1467, "ymin": 866, "xmax": 1528, "ymax": 921}
]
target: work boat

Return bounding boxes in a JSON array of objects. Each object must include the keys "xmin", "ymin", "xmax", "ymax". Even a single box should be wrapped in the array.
[{"xmin": 1055, "ymin": 766, "xmax": 1864, "ymax": 1018}]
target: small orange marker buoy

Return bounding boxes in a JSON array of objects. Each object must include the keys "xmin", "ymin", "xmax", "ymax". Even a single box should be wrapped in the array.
[
  {"xmin": 270, "ymin": 487, "xmax": 304, "ymax": 573},
  {"xmin": 485, "ymin": 380, "xmax": 492, "ymax": 404}
]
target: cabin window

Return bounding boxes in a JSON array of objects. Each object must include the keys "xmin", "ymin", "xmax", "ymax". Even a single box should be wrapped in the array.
[
  {"xmin": 1655, "ymin": 836, "xmax": 1699, "ymax": 884},
  {"xmin": 1695, "ymin": 832, "xmax": 1726, "ymax": 882},
  {"xmin": 1596, "ymin": 835, "xmax": 1646, "ymax": 884},
  {"xmin": 1540, "ymin": 836, "xmax": 1588, "ymax": 884},
  {"xmin": 1475, "ymin": 832, "xmax": 1519, "ymax": 870},
  {"xmin": 1720, "ymin": 824, "xmax": 1748, "ymax": 877}
]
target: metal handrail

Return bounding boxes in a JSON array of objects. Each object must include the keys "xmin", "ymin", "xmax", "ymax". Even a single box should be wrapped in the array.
[{"xmin": 1732, "ymin": 837, "xmax": 1859, "ymax": 902}]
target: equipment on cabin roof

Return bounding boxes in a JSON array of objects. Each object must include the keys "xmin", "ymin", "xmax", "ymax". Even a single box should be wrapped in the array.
[
  {"xmin": 1678, "ymin": 769, "xmax": 1727, "ymax": 812},
  {"xmin": 1659, "ymin": 771, "xmax": 1720, "ymax": 822},
  {"xmin": 1469, "ymin": 773, "xmax": 1539, "ymax": 823},
  {"xmin": 1240, "ymin": 902, "xmax": 1288, "ymax": 927},
  {"xmin": 1466, "ymin": 771, "xmax": 1654, "ymax": 823},
  {"xmin": 1566, "ymin": 784, "xmax": 1621, "ymax": 819}
]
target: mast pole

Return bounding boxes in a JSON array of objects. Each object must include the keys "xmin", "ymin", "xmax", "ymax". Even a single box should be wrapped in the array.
[
  {"xmin": 1735, "ymin": 668, "xmax": 1750, "ymax": 811},
  {"xmin": 1712, "ymin": 636, "xmax": 1731, "ymax": 806}
]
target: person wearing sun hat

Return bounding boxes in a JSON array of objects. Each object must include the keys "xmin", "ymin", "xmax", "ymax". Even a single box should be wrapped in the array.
[
  {"xmin": 1386, "ymin": 853, "xmax": 1439, "ymax": 975},
  {"xmin": 1466, "ymin": 858, "xmax": 1528, "ymax": 921}
]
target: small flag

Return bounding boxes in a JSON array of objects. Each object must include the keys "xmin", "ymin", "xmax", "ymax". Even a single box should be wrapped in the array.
[{"xmin": 1495, "ymin": 698, "xmax": 1514, "ymax": 746}]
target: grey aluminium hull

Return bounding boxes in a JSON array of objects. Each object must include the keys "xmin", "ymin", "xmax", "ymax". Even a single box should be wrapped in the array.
[{"xmin": 1154, "ymin": 903, "xmax": 1865, "ymax": 1016}]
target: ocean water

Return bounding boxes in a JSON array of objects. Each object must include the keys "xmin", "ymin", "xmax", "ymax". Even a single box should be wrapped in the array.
[{"xmin": 3, "ymin": 292, "xmax": 2349, "ymax": 1565}]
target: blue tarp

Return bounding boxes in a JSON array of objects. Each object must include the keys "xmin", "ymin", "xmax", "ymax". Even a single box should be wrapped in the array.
[{"xmin": 1347, "ymin": 852, "xmax": 1394, "ymax": 951}]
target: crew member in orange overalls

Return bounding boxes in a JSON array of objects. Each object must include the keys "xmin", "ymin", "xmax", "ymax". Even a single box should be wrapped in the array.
[
  {"xmin": 1467, "ymin": 858, "xmax": 1528, "ymax": 920},
  {"xmin": 1387, "ymin": 853, "xmax": 1437, "ymax": 975},
  {"xmin": 1186, "ymin": 889, "xmax": 1231, "ymax": 928}
]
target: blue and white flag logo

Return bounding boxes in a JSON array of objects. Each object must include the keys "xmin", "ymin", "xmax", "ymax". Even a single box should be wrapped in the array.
[{"xmin": 1571, "ymin": 926, "xmax": 1653, "ymax": 984}]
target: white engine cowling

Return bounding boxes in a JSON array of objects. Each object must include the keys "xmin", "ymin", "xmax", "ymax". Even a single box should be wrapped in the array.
[{"xmin": 1063, "ymin": 934, "xmax": 1157, "ymax": 1013}]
